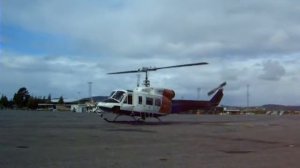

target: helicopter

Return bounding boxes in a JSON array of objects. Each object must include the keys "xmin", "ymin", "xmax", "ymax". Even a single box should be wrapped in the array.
[{"xmin": 96, "ymin": 62, "xmax": 226, "ymax": 122}]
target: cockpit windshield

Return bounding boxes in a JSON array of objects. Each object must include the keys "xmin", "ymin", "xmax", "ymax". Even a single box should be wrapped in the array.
[{"xmin": 110, "ymin": 91, "xmax": 126, "ymax": 102}]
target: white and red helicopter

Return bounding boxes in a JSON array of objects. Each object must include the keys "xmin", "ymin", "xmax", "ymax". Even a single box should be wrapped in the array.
[{"xmin": 96, "ymin": 62, "xmax": 226, "ymax": 122}]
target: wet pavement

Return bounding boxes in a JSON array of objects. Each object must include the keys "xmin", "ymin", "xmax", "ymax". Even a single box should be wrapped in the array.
[{"xmin": 0, "ymin": 110, "xmax": 299, "ymax": 168}]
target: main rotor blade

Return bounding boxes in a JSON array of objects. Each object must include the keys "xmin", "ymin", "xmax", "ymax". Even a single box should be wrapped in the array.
[
  {"xmin": 107, "ymin": 70, "xmax": 140, "ymax": 75},
  {"xmin": 153, "ymin": 62, "xmax": 208, "ymax": 70},
  {"xmin": 107, "ymin": 62, "xmax": 208, "ymax": 75}
]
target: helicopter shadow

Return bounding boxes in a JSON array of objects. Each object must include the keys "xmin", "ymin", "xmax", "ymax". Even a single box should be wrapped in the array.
[{"xmin": 103, "ymin": 118, "xmax": 235, "ymax": 126}]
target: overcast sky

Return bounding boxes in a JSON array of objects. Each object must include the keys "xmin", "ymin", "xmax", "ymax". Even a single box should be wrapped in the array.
[{"xmin": 1, "ymin": 0, "xmax": 300, "ymax": 106}]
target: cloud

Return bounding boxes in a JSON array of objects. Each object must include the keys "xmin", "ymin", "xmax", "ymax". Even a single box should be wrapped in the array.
[
  {"xmin": 0, "ymin": 52, "xmax": 107, "ymax": 98},
  {"xmin": 3, "ymin": 0, "xmax": 300, "ymax": 58},
  {"xmin": 1, "ymin": 51, "xmax": 300, "ymax": 105},
  {"xmin": 2, "ymin": 1, "xmax": 300, "ymax": 105},
  {"xmin": 259, "ymin": 60, "xmax": 286, "ymax": 81}
]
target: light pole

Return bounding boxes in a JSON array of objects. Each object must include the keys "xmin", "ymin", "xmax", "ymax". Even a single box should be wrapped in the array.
[
  {"xmin": 247, "ymin": 84, "xmax": 250, "ymax": 108},
  {"xmin": 77, "ymin": 91, "xmax": 80, "ymax": 104},
  {"xmin": 197, "ymin": 87, "xmax": 201, "ymax": 100},
  {"xmin": 88, "ymin": 82, "xmax": 93, "ymax": 103}
]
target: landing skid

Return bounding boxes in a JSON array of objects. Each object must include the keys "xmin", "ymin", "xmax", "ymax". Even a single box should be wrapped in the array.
[
  {"xmin": 102, "ymin": 115, "xmax": 143, "ymax": 123},
  {"xmin": 98, "ymin": 112, "xmax": 161, "ymax": 123}
]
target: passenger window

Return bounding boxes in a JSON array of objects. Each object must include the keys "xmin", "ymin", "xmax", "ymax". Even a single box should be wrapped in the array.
[
  {"xmin": 138, "ymin": 96, "xmax": 143, "ymax": 104},
  {"xmin": 146, "ymin": 97, "xmax": 153, "ymax": 105},
  {"xmin": 155, "ymin": 98, "xmax": 161, "ymax": 106}
]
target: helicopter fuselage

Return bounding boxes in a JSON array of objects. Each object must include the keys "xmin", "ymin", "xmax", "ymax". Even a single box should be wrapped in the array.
[
  {"xmin": 96, "ymin": 83, "xmax": 225, "ymax": 121},
  {"xmin": 96, "ymin": 87, "xmax": 175, "ymax": 120}
]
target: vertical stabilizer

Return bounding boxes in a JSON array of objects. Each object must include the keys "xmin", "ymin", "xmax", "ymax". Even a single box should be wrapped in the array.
[{"xmin": 209, "ymin": 89, "xmax": 224, "ymax": 106}]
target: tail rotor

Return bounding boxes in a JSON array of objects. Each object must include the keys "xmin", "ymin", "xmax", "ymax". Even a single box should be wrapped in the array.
[{"xmin": 207, "ymin": 82, "xmax": 227, "ymax": 96}]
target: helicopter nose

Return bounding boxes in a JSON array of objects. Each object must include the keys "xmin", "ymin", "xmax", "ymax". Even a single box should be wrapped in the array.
[{"xmin": 97, "ymin": 103, "xmax": 111, "ymax": 112}]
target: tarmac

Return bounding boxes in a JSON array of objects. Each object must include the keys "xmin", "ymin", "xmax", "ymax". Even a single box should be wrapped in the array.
[{"xmin": 0, "ymin": 110, "xmax": 300, "ymax": 168}]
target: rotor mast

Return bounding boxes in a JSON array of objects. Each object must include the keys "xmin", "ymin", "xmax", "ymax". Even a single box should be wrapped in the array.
[{"xmin": 144, "ymin": 71, "xmax": 150, "ymax": 87}]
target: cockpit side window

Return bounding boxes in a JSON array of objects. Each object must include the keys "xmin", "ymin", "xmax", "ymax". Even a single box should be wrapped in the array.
[
  {"xmin": 123, "ymin": 94, "xmax": 132, "ymax": 104},
  {"xmin": 123, "ymin": 96, "xmax": 128, "ymax": 104},
  {"xmin": 109, "ymin": 91, "xmax": 116, "ymax": 97},
  {"xmin": 128, "ymin": 94, "xmax": 132, "ymax": 104}
]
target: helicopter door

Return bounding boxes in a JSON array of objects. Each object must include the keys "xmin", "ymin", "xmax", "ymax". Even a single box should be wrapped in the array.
[
  {"xmin": 145, "ymin": 97, "xmax": 153, "ymax": 112},
  {"xmin": 121, "ymin": 93, "xmax": 134, "ymax": 112},
  {"xmin": 145, "ymin": 97, "xmax": 160, "ymax": 113},
  {"xmin": 134, "ymin": 95, "xmax": 144, "ymax": 112}
]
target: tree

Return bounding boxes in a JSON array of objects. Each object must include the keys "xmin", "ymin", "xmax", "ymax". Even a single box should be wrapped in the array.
[
  {"xmin": 0, "ymin": 95, "xmax": 9, "ymax": 108},
  {"xmin": 13, "ymin": 87, "xmax": 30, "ymax": 108},
  {"xmin": 27, "ymin": 96, "xmax": 38, "ymax": 109},
  {"xmin": 58, "ymin": 96, "xmax": 64, "ymax": 104}
]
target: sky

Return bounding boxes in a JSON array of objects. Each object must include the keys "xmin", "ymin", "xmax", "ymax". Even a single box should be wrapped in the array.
[{"xmin": 1, "ymin": 0, "xmax": 300, "ymax": 106}]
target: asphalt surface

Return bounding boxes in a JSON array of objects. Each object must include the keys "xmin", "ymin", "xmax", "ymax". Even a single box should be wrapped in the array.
[{"xmin": 0, "ymin": 110, "xmax": 299, "ymax": 168}]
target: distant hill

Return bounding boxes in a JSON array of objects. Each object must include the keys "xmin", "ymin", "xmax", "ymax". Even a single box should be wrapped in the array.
[
  {"xmin": 221, "ymin": 104, "xmax": 300, "ymax": 112},
  {"xmin": 79, "ymin": 96, "xmax": 108, "ymax": 103},
  {"xmin": 262, "ymin": 104, "xmax": 300, "ymax": 111}
]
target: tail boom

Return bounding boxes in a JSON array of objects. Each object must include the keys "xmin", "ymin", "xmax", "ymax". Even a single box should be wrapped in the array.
[{"xmin": 171, "ymin": 88, "xmax": 224, "ymax": 113}]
